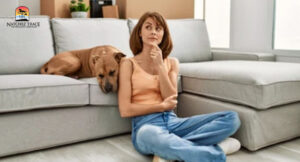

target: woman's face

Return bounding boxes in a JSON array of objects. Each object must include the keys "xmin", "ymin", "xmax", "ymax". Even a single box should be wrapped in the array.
[{"xmin": 140, "ymin": 17, "xmax": 164, "ymax": 46}]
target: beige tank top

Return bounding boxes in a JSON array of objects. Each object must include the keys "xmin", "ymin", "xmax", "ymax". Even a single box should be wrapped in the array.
[{"xmin": 129, "ymin": 57, "xmax": 172, "ymax": 105}]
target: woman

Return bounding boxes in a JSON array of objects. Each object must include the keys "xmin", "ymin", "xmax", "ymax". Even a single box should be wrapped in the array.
[{"xmin": 118, "ymin": 12, "xmax": 241, "ymax": 162}]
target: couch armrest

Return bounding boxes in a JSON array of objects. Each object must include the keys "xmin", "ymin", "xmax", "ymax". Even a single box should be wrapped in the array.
[{"xmin": 212, "ymin": 50, "xmax": 275, "ymax": 61}]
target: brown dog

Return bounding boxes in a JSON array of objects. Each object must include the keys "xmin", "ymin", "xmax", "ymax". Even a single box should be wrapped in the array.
[{"xmin": 40, "ymin": 45, "xmax": 126, "ymax": 93}]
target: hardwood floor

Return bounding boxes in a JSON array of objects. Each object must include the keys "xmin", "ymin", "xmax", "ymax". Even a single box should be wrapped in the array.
[{"xmin": 0, "ymin": 134, "xmax": 299, "ymax": 162}]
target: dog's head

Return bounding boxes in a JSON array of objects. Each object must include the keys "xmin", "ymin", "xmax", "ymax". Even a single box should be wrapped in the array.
[{"xmin": 91, "ymin": 50, "xmax": 126, "ymax": 93}]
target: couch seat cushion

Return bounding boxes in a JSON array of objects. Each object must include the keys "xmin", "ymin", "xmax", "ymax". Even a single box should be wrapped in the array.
[
  {"xmin": 79, "ymin": 78, "xmax": 118, "ymax": 106},
  {"xmin": 180, "ymin": 61, "xmax": 300, "ymax": 109},
  {"xmin": 0, "ymin": 75, "xmax": 89, "ymax": 113}
]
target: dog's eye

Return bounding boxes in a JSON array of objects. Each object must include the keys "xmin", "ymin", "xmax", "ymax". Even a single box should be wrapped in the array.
[
  {"xmin": 99, "ymin": 74, "xmax": 104, "ymax": 78},
  {"xmin": 109, "ymin": 70, "xmax": 115, "ymax": 76}
]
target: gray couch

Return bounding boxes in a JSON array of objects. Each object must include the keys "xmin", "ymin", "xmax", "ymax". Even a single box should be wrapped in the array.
[{"xmin": 0, "ymin": 16, "xmax": 300, "ymax": 158}]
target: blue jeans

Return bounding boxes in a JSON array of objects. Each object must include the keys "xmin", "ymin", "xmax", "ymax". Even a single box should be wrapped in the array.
[{"xmin": 131, "ymin": 111, "xmax": 241, "ymax": 162}]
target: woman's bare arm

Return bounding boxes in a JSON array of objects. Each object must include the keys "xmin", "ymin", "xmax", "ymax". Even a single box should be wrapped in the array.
[{"xmin": 158, "ymin": 57, "xmax": 179, "ymax": 99}]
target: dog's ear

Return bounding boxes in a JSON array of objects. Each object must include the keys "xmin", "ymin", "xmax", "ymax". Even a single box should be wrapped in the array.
[
  {"xmin": 114, "ymin": 52, "xmax": 126, "ymax": 63},
  {"xmin": 92, "ymin": 55, "xmax": 100, "ymax": 65}
]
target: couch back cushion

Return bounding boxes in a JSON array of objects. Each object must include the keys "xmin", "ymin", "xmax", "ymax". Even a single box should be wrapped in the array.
[
  {"xmin": 0, "ymin": 16, "xmax": 55, "ymax": 74},
  {"xmin": 128, "ymin": 19, "xmax": 212, "ymax": 62},
  {"xmin": 51, "ymin": 18, "xmax": 132, "ymax": 57}
]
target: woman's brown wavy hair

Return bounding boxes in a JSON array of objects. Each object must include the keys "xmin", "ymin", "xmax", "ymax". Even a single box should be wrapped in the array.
[{"xmin": 129, "ymin": 12, "xmax": 173, "ymax": 59}]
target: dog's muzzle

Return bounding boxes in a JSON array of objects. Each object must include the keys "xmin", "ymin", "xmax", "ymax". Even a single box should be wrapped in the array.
[{"xmin": 104, "ymin": 81, "xmax": 113, "ymax": 93}]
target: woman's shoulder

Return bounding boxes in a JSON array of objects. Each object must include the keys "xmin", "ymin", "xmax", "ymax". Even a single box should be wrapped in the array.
[
  {"xmin": 120, "ymin": 57, "xmax": 134, "ymax": 68},
  {"xmin": 167, "ymin": 57, "xmax": 179, "ymax": 67},
  {"xmin": 167, "ymin": 57, "xmax": 179, "ymax": 62},
  {"xmin": 121, "ymin": 57, "xmax": 135, "ymax": 62}
]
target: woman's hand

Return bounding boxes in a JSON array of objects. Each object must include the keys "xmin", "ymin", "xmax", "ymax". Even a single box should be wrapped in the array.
[
  {"xmin": 150, "ymin": 43, "xmax": 164, "ymax": 67},
  {"xmin": 161, "ymin": 94, "xmax": 178, "ymax": 111}
]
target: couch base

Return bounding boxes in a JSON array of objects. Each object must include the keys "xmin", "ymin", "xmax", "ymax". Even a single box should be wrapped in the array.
[
  {"xmin": 178, "ymin": 93, "xmax": 300, "ymax": 151},
  {"xmin": 0, "ymin": 106, "xmax": 131, "ymax": 157}
]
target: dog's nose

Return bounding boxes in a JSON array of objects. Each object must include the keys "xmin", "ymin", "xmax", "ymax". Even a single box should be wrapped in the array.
[{"xmin": 104, "ymin": 83, "xmax": 112, "ymax": 92}]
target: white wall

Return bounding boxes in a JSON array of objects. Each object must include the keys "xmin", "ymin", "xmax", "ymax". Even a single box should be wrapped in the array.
[
  {"xmin": 230, "ymin": 0, "xmax": 274, "ymax": 53},
  {"xmin": 0, "ymin": 0, "xmax": 18, "ymax": 16},
  {"xmin": 19, "ymin": 0, "xmax": 40, "ymax": 15},
  {"xmin": 0, "ymin": 0, "xmax": 40, "ymax": 16}
]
